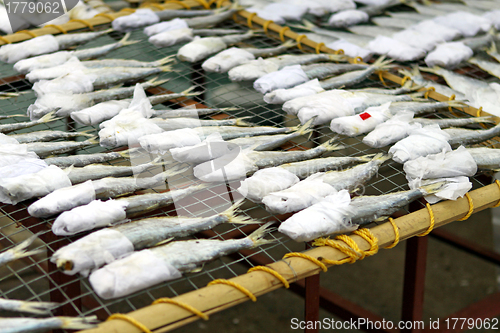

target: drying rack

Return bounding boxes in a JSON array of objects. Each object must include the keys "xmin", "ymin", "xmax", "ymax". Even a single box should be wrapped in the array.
[{"xmin": 0, "ymin": 1, "xmax": 500, "ymax": 332}]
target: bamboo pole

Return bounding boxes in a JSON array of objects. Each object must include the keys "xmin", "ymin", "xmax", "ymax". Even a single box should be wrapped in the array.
[
  {"xmin": 79, "ymin": 182, "xmax": 500, "ymax": 333},
  {"xmin": 0, "ymin": 0, "xmax": 204, "ymax": 45}
]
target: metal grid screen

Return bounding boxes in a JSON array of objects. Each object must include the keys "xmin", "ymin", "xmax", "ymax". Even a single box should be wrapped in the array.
[{"xmin": 0, "ymin": 14, "xmax": 497, "ymax": 331}]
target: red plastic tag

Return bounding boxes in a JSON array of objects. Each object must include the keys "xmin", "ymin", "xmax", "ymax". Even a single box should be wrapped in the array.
[{"xmin": 359, "ymin": 113, "xmax": 371, "ymax": 120}]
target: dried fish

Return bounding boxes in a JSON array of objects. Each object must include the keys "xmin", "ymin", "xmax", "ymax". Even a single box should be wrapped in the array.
[{"xmin": 0, "ymin": 233, "xmax": 43, "ymax": 266}]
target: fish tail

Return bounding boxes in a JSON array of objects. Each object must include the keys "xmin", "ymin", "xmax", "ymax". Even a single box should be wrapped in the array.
[
  {"xmin": 371, "ymin": 152, "xmax": 391, "ymax": 164},
  {"xmin": 419, "ymin": 181, "xmax": 447, "ymax": 195},
  {"xmin": 87, "ymin": 136, "xmax": 99, "ymax": 145},
  {"xmin": 79, "ymin": 129, "xmax": 95, "ymax": 137},
  {"xmin": 60, "ymin": 316, "xmax": 99, "ymax": 330},
  {"xmin": 181, "ymin": 86, "xmax": 203, "ymax": 97},
  {"xmin": 288, "ymin": 19, "xmax": 316, "ymax": 31},
  {"xmin": 235, "ymin": 116, "xmax": 255, "ymax": 126},
  {"xmin": 38, "ymin": 111, "xmax": 60, "ymax": 124},
  {"xmin": 151, "ymin": 54, "xmax": 176, "ymax": 67},
  {"xmin": 371, "ymin": 55, "xmax": 394, "ymax": 71},
  {"xmin": 472, "ymin": 116, "xmax": 496, "ymax": 124},
  {"xmin": 296, "ymin": 117, "xmax": 315, "ymax": 138},
  {"xmin": 446, "ymin": 100, "xmax": 467, "ymax": 109},
  {"xmin": 418, "ymin": 66, "xmax": 441, "ymax": 76},
  {"xmin": 118, "ymin": 150, "xmax": 130, "ymax": 158},
  {"xmin": 118, "ymin": 32, "xmax": 139, "ymax": 47},
  {"xmin": 486, "ymin": 41, "xmax": 497, "ymax": 54},
  {"xmin": 321, "ymin": 137, "xmax": 345, "ymax": 151},
  {"xmin": 281, "ymin": 39, "xmax": 297, "ymax": 48},
  {"xmin": 229, "ymin": 1, "xmax": 244, "ymax": 11},
  {"xmin": 247, "ymin": 222, "xmax": 276, "ymax": 247},
  {"xmin": 160, "ymin": 65, "xmax": 173, "ymax": 72},
  {"xmin": 358, "ymin": 153, "xmax": 376, "ymax": 162},
  {"xmin": 10, "ymin": 232, "xmax": 44, "ymax": 261},
  {"xmin": 223, "ymin": 200, "xmax": 261, "ymax": 224},
  {"xmin": 144, "ymin": 76, "xmax": 169, "ymax": 87},
  {"xmin": 220, "ymin": 107, "xmax": 241, "ymax": 112},
  {"xmin": 20, "ymin": 300, "xmax": 59, "ymax": 315}
]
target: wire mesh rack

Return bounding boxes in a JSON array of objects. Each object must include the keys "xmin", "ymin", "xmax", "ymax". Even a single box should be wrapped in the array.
[{"xmin": 0, "ymin": 5, "xmax": 500, "ymax": 333}]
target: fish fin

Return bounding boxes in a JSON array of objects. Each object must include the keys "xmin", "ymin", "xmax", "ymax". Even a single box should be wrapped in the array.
[
  {"xmin": 86, "ymin": 136, "xmax": 99, "ymax": 145},
  {"xmin": 320, "ymin": 137, "xmax": 345, "ymax": 152},
  {"xmin": 79, "ymin": 129, "xmax": 95, "ymax": 137},
  {"xmin": 144, "ymin": 76, "xmax": 169, "ymax": 88},
  {"xmin": 472, "ymin": 116, "xmax": 496, "ymax": 124},
  {"xmin": 419, "ymin": 181, "xmax": 447, "ymax": 195},
  {"xmin": 37, "ymin": 111, "xmax": 60, "ymax": 124},
  {"xmin": 296, "ymin": 117, "xmax": 316, "ymax": 138},
  {"xmin": 189, "ymin": 265, "xmax": 204, "ymax": 273},
  {"xmin": 154, "ymin": 237, "xmax": 174, "ymax": 247},
  {"xmin": 19, "ymin": 300, "xmax": 59, "ymax": 315},
  {"xmin": 151, "ymin": 54, "xmax": 176, "ymax": 67},
  {"xmin": 60, "ymin": 316, "xmax": 99, "ymax": 330},
  {"xmin": 247, "ymin": 222, "xmax": 276, "ymax": 247},
  {"xmin": 235, "ymin": 116, "xmax": 255, "ymax": 127},
  {"xmin": 374, "ymin": 216, "xmax": 389, "ymax": 222},
  {"xmin": 101, "ymin": 28, "xmax": 114, "ymax": 35},
  {"xmin": 291, "ymin": 19, "xmax": 317, "ymax": 32}
]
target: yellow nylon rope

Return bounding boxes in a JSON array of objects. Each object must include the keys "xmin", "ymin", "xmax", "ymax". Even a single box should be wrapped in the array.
[
  {"xmin": 152, "ymin": 298, "xmax": 209, "ymax": 320},
  {"xmin": 283, "ymin": 252, "xmax": 328, "ymax": 272},
  {"xmin": 315, "ymin": 42, "xmax": 325, "ymax": 54},
  {"xmin": 107, "ymin": 314, "xmax": 152, "ymax": 333},
  {"xmin": 208, "ymin": 279, "xmax": 257, "ymax": 302},
  {"xmin": 458, "ymin": 193, "xmax": 474, "ymax": 221},
  {"xmin": 248, "ymin": 266, "xmax": 290, "ymax": 288},
  {"xmin": 385, "ymin": 218, "xmax": 400, "ymax": 249},
  {"xmin": 418, "ymin": 203, "xmax": 435, "ymax": 236}
]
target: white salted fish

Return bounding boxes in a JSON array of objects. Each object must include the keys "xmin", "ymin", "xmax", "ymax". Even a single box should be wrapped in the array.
[
  {"xmin": 262, "ymin": 153, "xmax": 389, "ymax": 214},
  {"xmin": 202, "ymin": 41, "xmax": 296, "ymax": 73},
  {"xmin": 0, "ymin": 298, "xmax": 58, "ymax": 315},
  {"xmin": 0, "ymin": 165, "xmax": 71, "ymax": 204},
  {"xmin": 152, "ymin": 107, "xmax": 235, "ymax": 119},
  {"xmin": 228, "ymin": 53, "xmax": 344, "ymax": 81},
  {"xmin": 149, "ymin": 28, "xmax": 195, "ymax": 47},
  {"xmin": 28, "ymin": 165, "xmax": 187, "ymax": 218},
  {"xmin": 0, "ymin": 29, "xmax": 111, "ymax": 63},
  {"xmin": 44, "ymin": 150, "xmax": 129, "ymax": 168},
  {"xmin": 348, "ymin": 25, "xmax": 401, "ymax": 38},
  {"xmin": 425, "ymin": 42, "xmax": 474, "ymax": 68},
  {"xmin": 278, "ymin": 190, "xmax": 354, "ymax": 242},
  {"xmin": 465, "ymin": 147, "xmax": 500, "ymax": 169},
  {"xmin": 150, "ymin": 117, "xmax": 252, "ymax": 132},
  {"xmin": 294, "ymin": 20, "xmax": 372, "ymax": 47},
  {"xmin": 444, "ymin": 123, "xmax": 500, "ymax": 147},
  {"xmin": 112, "ymin": 9, "xmax": 160, "ymax": 32},
  {"xmin": 1, "ymin": 316, "xmax": 98, "ymax": 333},
  {"xmin": 372, "ymin": 16, "xmax": 422, "ymax": 29},
  {"xmin": 71, "ymin": 87, "xmax": 197, "ymax": 126},
  {"xmin": 330, "ymin": 102, "xmax": 392, "ymax": 136},
  {"xmin": 139, "ymin": 124, "xmax": 298, "ymax": 153},
  {"xmin": 89, "ymin": 224, "xmax": 273, "ymax": 299},
  {"xmin": 328, "ymin": 0, "xmax": 402, "ymax": 28},
  {"xmin": 318, "ymin": 56, "xmax": 393, "ymax": 90},
  {"xmin": 255, "ymin": 62, "xmax": 369, "ymax": 94},
  {"xmin": 391, "ymin": 29, "xmax": 445, "ymax": 53},
  {"xmin": 64, "ymin": 159, "xmax": 161, "ymax": 184},
  {"xmin": 177, "ymin": 31, "xmax": 255, "ymax": 63},
  {"xmin": 264, "ymin": 79, "xmax": 325, "ymax": 104},
  {"xmin": 412, "ymin": 116, "xmax": 495, "ymax": 128},
  {"xmin": 51, "ymin": 184, "xmax": 207, "ymax": 236},
  {"xmin": 367, "ymin": 36, "xmax": 426, "ymax": 62},
  {"xmin": 363, "ymin": 111, "xmax": 420, "ymax": 148},
  {"xmin": 0, "ymin": 158, "xmax": 48, "ymax": 179},
  {"xmin": 238, "ymin": 154, "xmax": 372, "ymax": 202},
  {"xmin": 194, "ymin": 139, "xmax": 343, "ymax": 182},
  {"xmin": 0, "ymin": 112, "xmax": 58, "ymax": 134},
  {"xmin": 389, "ymin": 125, "xmax": 452, "ymax": 163},
  {"xmin": 25, "ymin": 138, "xmax": 98, "ymax": 157},
  {"xmin": 28, "ymin": 77, "xmax": 166, "ymax": 120},
  {"xmin": 13, "ymin": 33, "xmax": 138, "ymax": 73},
  {"xmin": 171, "ymin": 120, "xmax": 315, "ymax": 164},
  {"xmin": 326, "ymin": 39, "xmax": 373, "ymax": 61},
  {"xmin": 409, "ymin": 20, "xmax": 461, "ymax": 42},
  {"xmin": 51, "ymin": 201, "xmax": 255, "ymax": 275},
  {"xmin": 398, "ymin": 66, "xmax": 466, "ymax": 101},
  {"xmin": 33, "ymin": 71, "xmax": 95, "ymax": 96},
  {"xmin": 468, "ymin": 56, "xmax": 500, "ymax": 80},
  {"xmin": 0, "ymin": 233, "xmax": 43, "ymax": 266},
  {"xmin": 433, "ymin": 11, "xmax": 491, "ymax": 38}
]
